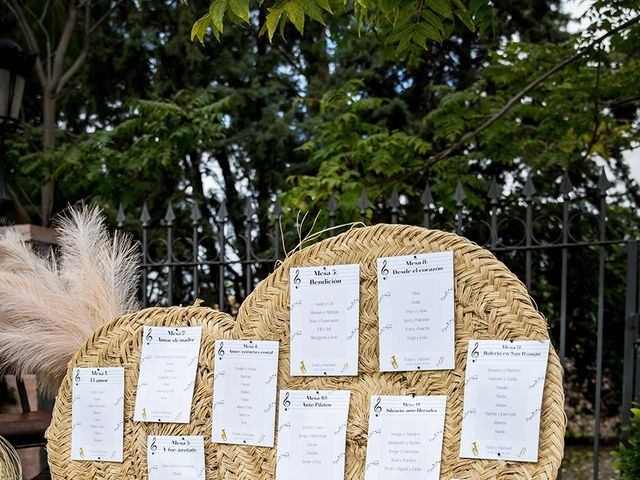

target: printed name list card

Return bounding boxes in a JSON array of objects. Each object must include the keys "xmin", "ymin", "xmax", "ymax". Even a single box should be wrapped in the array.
[
  {"xmin": 276, "ymin": 390, "xmax": 351, "ymax": 480},
  {"xmin": 134, "ymin": 326, "xmax": 202, "ymax": 423},
  {"xmin": 290, "ymin": 264, "xmax": 360, "ymax": 376},
  {"xmin": 460, "ymin": 340, "xmax": 550, "ymax": 462},
  {"xmin": 365, "ymin": 395, "xmax": 446, "ymax": 480},
  {"xmin": 71, "ymin": 367, "xmax": 124, "ymax": 461},
  {"xmin": 147, "ymin": 435, "xmax": 205, "ymax": 480},
  {"xmin": 377, "ymin": 251, "xmax": 455, "ymax": 372},
  {"xmin": 212, "ymin": 339, "xmax": 279, "ymax": 447}
]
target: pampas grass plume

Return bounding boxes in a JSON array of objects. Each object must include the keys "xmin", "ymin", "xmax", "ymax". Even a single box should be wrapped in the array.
[{"xmin": 0, "ymin": 206, "xmax": 140, "ymax": 397}]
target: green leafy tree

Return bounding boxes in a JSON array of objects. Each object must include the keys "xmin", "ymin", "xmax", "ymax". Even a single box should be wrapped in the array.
[{"xmin": 187, "ymin": 0, "xmax": 493, "ymax": 51}]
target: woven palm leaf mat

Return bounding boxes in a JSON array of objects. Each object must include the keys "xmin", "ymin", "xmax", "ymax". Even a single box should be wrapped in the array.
[
  {"xmin": 0, "ymin": 435, "xmax": 21, "ymax": 480},
  {"xmin": 228, "ymin": 224, "xmax": 565, "ymax": 480},
  {"xmin": 46, "ymin": 304, "xmax": 235, "ymax": 479}
]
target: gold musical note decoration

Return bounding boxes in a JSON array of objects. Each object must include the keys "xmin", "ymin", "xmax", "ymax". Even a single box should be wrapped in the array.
[
  {"xmin": 471, "ymin": 442, "xmax": 479, "ymax": 456},
  {"xmin": 390, "ymin": 355, "xmax": 399, "ymax": 369}
]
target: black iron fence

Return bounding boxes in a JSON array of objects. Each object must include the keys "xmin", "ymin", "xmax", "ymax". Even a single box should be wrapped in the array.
[{"xmin": 117, "ymin": 170, "xmax": 640, "ymax": 479}]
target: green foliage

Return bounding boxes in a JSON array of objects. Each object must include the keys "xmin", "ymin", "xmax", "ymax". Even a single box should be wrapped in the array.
[
  {"xmin": 17, "ymin": 89, "xmax": 231, "ymax": 210},
  {"xmin": 188, "ymin": 0, "xmax": 492, "ymax": 51},
  {"xmin": 614, "ymin": 407, "xmax": 640, "ymax": 479}
]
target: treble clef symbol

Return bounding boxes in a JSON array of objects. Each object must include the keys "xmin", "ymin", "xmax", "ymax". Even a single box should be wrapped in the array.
[
  {"xmin": 381, "ymin": 260, "xmax": 389, "ymax": 277},
  {"xmin": 218, "ymin": 342, "xmax": 225, "ymax": 358},
  {"xmin": 150, "ymin": 437, "xmax": 157, "ymax": 453},
  {"xmin": 471, "ymin": 342, "xmax": 479, "ymax": 359},
  {"xmin": 74, "ymin": 370, "xmax": 80, "ymax": 384},
  {"xmin": 283, "ymin": 392, "xmax": 291, "ymax": 408},
  {"xmin": 374, "ymin": 397, "xmax": 382, "ymax": 414},
  {"xmin": 145, "ymin": 329, "xmax": 153, "ymax": 343},
  {"xmin": 293, "ymin": 270, "xmax": 301, "ymax": 285}
]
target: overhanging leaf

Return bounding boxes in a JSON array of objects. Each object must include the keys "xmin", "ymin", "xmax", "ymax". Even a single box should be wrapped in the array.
[
  {"xmin": 285, "ymin": 1, "xmax": 306, "ymax": 34},
  {"xmin": 209, "ymin": 0, "xmax": 227, "ymax": 33},
  {"xmin": 429, "ymin": 0, "xmax": 452, "ymax": 19},
  {"xmin": 228, "ymin": 0, "xmax": 250, "ymax": 23},
  {"xmin": 191, "ymin": 13, "xmax": 212, "ymax": 43}
]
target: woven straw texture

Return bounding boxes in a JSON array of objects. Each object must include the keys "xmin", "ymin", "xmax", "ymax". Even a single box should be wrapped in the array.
[
  {"xmin": 230, "ymin": 224, "xmax": 566, "ymax": 480},
  {"xmin": 0, "ymin": 435, "xmax": 21, "ymax": 480},
  {"xmin": 46, "ymin": 304, "xmax": 235, "ymax": 479}
]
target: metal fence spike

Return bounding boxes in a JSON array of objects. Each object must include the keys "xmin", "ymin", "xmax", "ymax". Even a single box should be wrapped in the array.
[
  {"xmin": 454, "ymin": 180, "xmax": 466, "ymax": 206},
  {"xmin": 217, "ymin": 202, "xmax": 228, "ymax": 222},
  {"xmin": 488, "ymin": 178, "xmax": 500, "ymax": 204},
  {"xmin": 421, "ymin": 183, "xmax": 434, "ymax": 207},
  {"xmin": 273, "ymin": 199, "xmax": 283, "ymax": 216},
  {"xmin": 389, "ymin": 187, "xmax": 400, "ymax": 209},
  {"xmin": 244, "ymin": 198, "xmax": 255, "ymax": 218},
  {"xmin": 523, "ymin": 175, "xmax": 536, "ymax": 200},
  {"xmin": 164, "ymin": 202, "xmax": 176, "ymax": 225},
  {"xmin": 358, "ymin": 190, "xmax": 369, "ymax": 211},
  {"xmin": 191, "ymin": 202, "xmax": 202, "ymax": 225},
  {"xmin": 140, "ymin": 202, "xmax": 151, "ymax": 227},
  {"xmin": 559, "ymin": 171, "xmax": 574, "ymax": 197},
  {"xmin": 116, "ymin": 203, "xmax": 126, "ymax": 227},
  {"xmin": 598, "ymin": 167, "xmax": 611, "ymax": 194},
  {"xmin": 328, "ymin": 192, "xmax": 339, "ymax": 212}
]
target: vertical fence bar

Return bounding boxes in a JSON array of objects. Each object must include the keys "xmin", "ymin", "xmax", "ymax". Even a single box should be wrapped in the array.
[
  {"xmin": 621, "ymin": 241, "xmax": 638, "ymax": 438},
  {"xmin": 593, "ymin": 170, "xmax": 609, "ymax": 480},
  {"xmin": 140, "ymin": 203, "xmax": 151, "ymax": 308},
  {"xmin": 328, "ymin": 192, "xmax": 338, "ymax": 232},
  {"xmin": 244, "ymin": 198, "xmax": 255, "ymax": 297},
  {"xmin": 164, "ymin": 203, "xmax": 175, "ymax": 306},
  {"xmin": 559, "ymin": 172, "xmax": 573, "ymax": 367},
  {"xmin": 422, "ymin": 183, "xmax": 433, "ymax": 229},
  {"xmin": 454, "ymin": 180, "xmax": 465, "ymax": 235},
  {"xmin": 191, "ymin": 203, "xmax": 202, "ymax": 299},
  {"xmin": 359, "ymin": 190, "xmax": 369, "ymax": 224},
  {"xmin": 390, "ymin": 187, "xmax": 399, "ymax": 224},
  {"xmin": 556, "ymin": 172, "xmax": 572, "ymax": 480},
  {"xmin": 274, "ymin": 200, "xmax": 283, "ymax": 260},
  {"xmin": 488, "ymin": 178, "xmax": 499, "ymax": 249},
  {"xmin": 217, "ymin": 203, "xmax": 228, "ymax": 310},
  {"xmin": 524, "ymin": 177, "xmax": 536, "ymax": 291},
  {"xmin": 116, "ymin": 203, "xmax": 126, "ymax": 228}
]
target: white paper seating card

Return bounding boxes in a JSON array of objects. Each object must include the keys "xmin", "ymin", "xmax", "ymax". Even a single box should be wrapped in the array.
[
  {"xmin": 459, "ymin": 340, "xmax": 550, "ymax": 462},
  {"xmin": 134, "ymin": 326, "xmax": 202, "ymax": 423},
  {"xmin": 275, "ymin": 390, "xmax": 351, "ymax": 480},
  {"xmin": 365, "ymin": 395, "xmax": 447, "ymax": 480},
  {"xmin": 377, "ymin": 251, "xmax": 455, "ymax": 372},
  {"xmin": 212, "ymin": 339, "xmax": 279, "ymax": 447},
  {"xmin": 71, "ymin": 367, "xmax": 124, "ymax": 462},
  {"xmin": 147, "ymin": 435, "xmax": 205, "ymax": 480},
  {"xmin": 290, "ymin": 264, "xmax": 360, "ymax": 376}
]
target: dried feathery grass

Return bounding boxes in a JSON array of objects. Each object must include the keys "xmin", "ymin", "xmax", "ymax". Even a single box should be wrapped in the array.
[{"xmin": 0, "ymin": 206, "xmax": 140, "ymax": 397}]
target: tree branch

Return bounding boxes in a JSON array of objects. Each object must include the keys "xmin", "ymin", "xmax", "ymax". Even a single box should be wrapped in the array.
[
  {"xmin": 89, "ymin": 0, "xmax": 124, "ymax": 35},
  {"xmin": 56, "ymin": 1, "xmax": 90, "ymax": 94},
  {"xmin": 423, "ymin": 14, "xmax": 640, "ymax": 170},
  {"xmin": 51, "ymin": 0, "xmax": 79, "ymax": 90},
  {"xmin": 22, "ymin": 2, "xmax": 53, "ymax": 81},
  {"xmin": 57, "ymin": 0, "xmax": 124, "ymax": 94},
  {"xmin": 4, "ymin": 0, "xmax": 46, "ymax": 85}
]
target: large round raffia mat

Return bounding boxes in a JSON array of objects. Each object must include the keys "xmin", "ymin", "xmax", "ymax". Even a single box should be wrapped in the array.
[
  {"xmin": 45, "ymin": 304, "xmax": 235, "ymax": 479},
  {"xmin": 0, "ymin": 435, "xmax": 21, "ymax": 480},
  {"xmin": 231, "ymin": 224, "xmax": 565, "ymax": 480}
]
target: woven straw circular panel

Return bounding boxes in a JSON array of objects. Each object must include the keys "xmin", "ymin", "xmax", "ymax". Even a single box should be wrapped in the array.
[
  {"xmin": 0, "ymin": 435, "xmax": 21, "ymax": 480},
  {"xmin": 46, "ymin": 304, "xmax": 235, "ymax": 479},
  {"xmin": 229, "ymin": 224, "xmax": 566, "ymax": 480}
]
